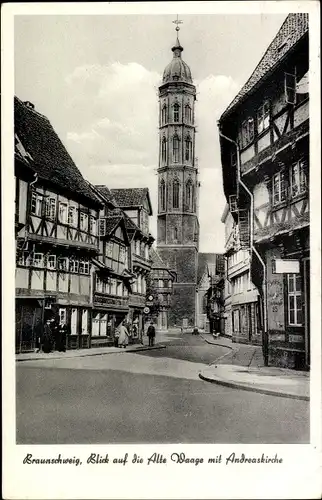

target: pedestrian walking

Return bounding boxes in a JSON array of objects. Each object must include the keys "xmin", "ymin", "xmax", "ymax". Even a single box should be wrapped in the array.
[
  {"xmin": 192, "ymin": 326, "xmax": 199, "ymax": 335},
  {"xmin": 118, "ymin": 321, "xmax": 129, "ymax": 348},
  {"xmin": 114, "ymin": 329, "xmax": 119, "ymax": 348},
  {"xmin": 42, "ymin": 320, "xmax": 53, "ymax": 353},
  {"xmin": 147, "ymin": 321, "xmax": 156, "ymax": 347}
]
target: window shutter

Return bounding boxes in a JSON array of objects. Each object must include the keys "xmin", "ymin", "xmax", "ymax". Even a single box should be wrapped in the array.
[{"xmin": 229, "ymin": 195, "xmax": 238, "ymax": 213}]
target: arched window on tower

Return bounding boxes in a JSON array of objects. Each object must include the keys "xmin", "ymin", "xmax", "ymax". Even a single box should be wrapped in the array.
[
  {"xmin": 174, "ymin": 227, "xmax": 178, "ymax": 241},
  {"xmin": 185, "ymin": 104, "xmax": 192, "ymax": 123},
  {"xmin": 161, "ymin": 137, "xmax": 167, "ymax": 163},
  {"xmin": 173, "ymin": 103, "xmax": 180, "ymax": 123},
  {"xmin": 160, "ymin": 179, "xmax": 166, "ymax": 211},
  {"xmin": 192, "ymin": 183, "xmax": 195, "ymax": 212},
  {"xmin": 172, "ymin": 135, "xmax": 180, "ymax": 163},
  {"xmin": 173, "ymin": 179, "xmax": 180, "ymax": 209},
  {"xmin": 161, "ymin": 104, "xmax": 167, "ymax": 124},
  {"xmin": 185, "ymin": 179, "xmax": 193, "ymax": 211},
  {"xmin": 185, "ymin": 136, "xmax": 192, "ymax": 161}
]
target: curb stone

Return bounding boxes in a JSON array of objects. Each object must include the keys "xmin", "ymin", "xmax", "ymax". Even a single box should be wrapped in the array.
[
  {"xmin": 198, "ymin": 372, "xmax": 309, "ymax": 401},
  {"xmin": 16, "ymin": 344, "xmax": 166, "ymax": 363}
]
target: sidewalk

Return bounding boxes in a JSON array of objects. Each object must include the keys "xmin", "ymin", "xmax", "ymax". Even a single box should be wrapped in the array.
[
  {"xmin": 199, "ymin": 333, "xmax": 309, "ymax": 401},
  {"xmin": 16, "ymin": 341, "xmax": 165, "ymax": 362}
]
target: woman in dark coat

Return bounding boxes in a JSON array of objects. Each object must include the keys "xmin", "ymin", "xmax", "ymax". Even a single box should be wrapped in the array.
[
  {"xmin": 42, "ymin": 320, "xmax": 53, "ymax": 353},
  {"xmin": 57, "ymin": 323, "xmax": 67, "ymax": 352}
]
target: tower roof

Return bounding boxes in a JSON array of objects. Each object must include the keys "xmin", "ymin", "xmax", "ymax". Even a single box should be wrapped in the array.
[{"xmin": 162, "ymin": 19, "xmax": 193, "ymax": 84}]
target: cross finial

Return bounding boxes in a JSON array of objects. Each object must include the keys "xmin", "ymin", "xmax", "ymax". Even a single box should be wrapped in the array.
[{"xmin": 172, "ymin": 14, "xmax": 183, "ymax": 32}]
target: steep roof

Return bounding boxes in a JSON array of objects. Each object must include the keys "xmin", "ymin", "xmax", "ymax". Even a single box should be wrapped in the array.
[
  {"xmin": 95, "ymin": 185, "xmax": 117, "ymax": 206},
  {"xmin": 14, "ymin": 97, "xmax": 100, "ymax": 207},
  {"xmin": 220, "ymin": 13, "xmax": 309, "ymax": 120},
  {"xmin": 150, "ymin": 247, "xmax": 167, "ymax": 269},
  {"xmin": 197, "ymin": 253, "xmax": 218, "ymax": 284},
  {"xmin": 110, "ymin": 187, "xmax": 153, "ymax": 215}
]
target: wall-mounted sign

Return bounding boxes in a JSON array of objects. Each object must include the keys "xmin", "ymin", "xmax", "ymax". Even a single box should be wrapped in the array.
[
  {"xmin": 272, "ymin": 259, "xmax": 300, "ymax": 274},
  {"xmin": 289, "ymin": 334, "xmax": 303, "ymax": 343}
]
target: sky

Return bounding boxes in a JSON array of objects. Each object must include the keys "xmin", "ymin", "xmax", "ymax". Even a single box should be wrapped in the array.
[{"xmin": 14, "ymin": 13, "xmax": 287, "ymax": 252}]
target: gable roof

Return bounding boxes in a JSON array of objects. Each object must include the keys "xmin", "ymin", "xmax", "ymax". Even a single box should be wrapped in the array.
[
  {"xmin": 150, "ymin": 247, "xmax": 167, "ymax": 269},
  {"xmin": 197, "ymin": 253, "xmax": 218, "ymax": 283},
  {"xmin": 14, "ymin": 97, "xmax": 100, "ymax": 207},
  {"xmin": 94, "ymin": 185, "xmax": 118, "ymax": 207},
  {"xmin": 110, "ymin": 187, "xmax": 153, "ymax": 215},
  {"xmin": 220, "ymin": 13, "xmax": 309, "ymax": 120}
]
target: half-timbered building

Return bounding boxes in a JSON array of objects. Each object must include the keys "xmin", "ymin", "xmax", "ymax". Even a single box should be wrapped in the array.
[
  {"xmin": 100, "ymin": 187, "xmax": 154, "ymax": 340},
  {"xmin": 148, "ymin": 247, "xmax": 175, "ymax": 331},
  {"xmin": 218, "ymin": 14, "xmax": 309, "ymax": 369},
  {"xmin": 196, "ymin": 254, "xmax": 225, "ymax": 333},
  {"xmin": 90, "ymin": 185, "xmax": 133, "ymax": 346},
  {"xmin": 15, "ymin": 97, "xmax": 102, "ymax": 352},
  {"xmin": 221, "ymin": 204, "xmax": 261, "ymax": 345}
]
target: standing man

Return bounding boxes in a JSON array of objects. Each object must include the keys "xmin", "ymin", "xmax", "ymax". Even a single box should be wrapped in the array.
[{"xmin": 147, "ymin": 321, "xmax": 156, "ymax": 347}]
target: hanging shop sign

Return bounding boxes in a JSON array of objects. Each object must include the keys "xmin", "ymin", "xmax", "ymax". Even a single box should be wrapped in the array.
[
  {"xmin": 272, "ymin": 259, "xmax": 300, "ymax": 274},
  {"xmin": 143, "ymin": 307, "xmax": 150, "ymax": 314}
]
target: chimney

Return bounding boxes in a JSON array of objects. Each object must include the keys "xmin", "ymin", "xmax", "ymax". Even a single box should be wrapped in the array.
[{"xmin": 24, "ymin": 101, "xmax": 35, "ymax": 109}]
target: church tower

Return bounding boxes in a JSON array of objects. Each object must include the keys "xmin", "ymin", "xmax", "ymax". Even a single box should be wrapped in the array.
[{"xmin": 157, "ymin": 19, "xmax": 199, "ymax": 327}]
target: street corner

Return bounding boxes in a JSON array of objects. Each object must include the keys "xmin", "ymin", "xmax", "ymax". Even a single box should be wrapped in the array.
[{"xmin": 199, "ymin": 364, "xmax": 310, "ymax": 401}]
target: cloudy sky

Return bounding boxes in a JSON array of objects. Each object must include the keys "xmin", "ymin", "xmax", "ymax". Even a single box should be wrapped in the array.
[{"xmin": 15, "ymin": 12, "xmax": 286, "ymax": 252}]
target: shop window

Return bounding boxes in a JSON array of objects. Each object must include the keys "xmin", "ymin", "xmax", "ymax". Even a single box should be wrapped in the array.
[
  {"xmin": 233, "ymin": 309, "xmax": 240, "ymax": 332},
  {"xmin": 290, "ymin": 160, "xmax": 307, "ymax": 198},
  {"xmin": 287, "ymin": 273, "xmax": 303, "ymax": 326},
  {"xmin": 70, "ymin": 308, "xmax": 78, "ymax": 335},
  {"xmin": 81, "ymin": 309, "xmax": 88, "ymax": 334}
]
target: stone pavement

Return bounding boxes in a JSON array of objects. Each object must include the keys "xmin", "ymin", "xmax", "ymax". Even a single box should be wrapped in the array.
[
  {"xmin": 199, "ymin": 333, "xmax": 309, "ymax": 401},
  {"xmin": 16, "ymin": 341, "xmax": 165, "ymax": 362}
]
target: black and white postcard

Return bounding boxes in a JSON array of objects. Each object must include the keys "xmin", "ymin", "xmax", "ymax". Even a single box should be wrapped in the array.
[{"xmin": 2, "ymin": 1, "xmax": 321, "ymax": 499}]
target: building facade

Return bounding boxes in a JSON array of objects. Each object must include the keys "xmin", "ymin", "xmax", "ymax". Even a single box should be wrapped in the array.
[
  {"xmin": 110, "ymin": 188, "xmax": 155, "ymax": 339},
  {"xmin": 156, "ymin": 26, "xmax": 200, "ymax": 328},
  {"xmin": 221, "ymin": 204, "xmax": 261, "ymax": 345},
  {"xmin": 218, "ymin": 14, "xmax": 309, "ymax": 369},
  {"xmin": 196, "ymin": 253, "xmax": 224, "ymax": 332},
  {"xmin": 15, "ymin": 97, "xmax": 102, "ymax": 352},
  {"xmin": 148, "ymin": 247, "xmax": 175, "ymax": 331}
]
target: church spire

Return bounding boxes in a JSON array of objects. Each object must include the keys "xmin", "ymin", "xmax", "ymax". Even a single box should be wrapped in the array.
[{"xmin": 172, "ymin": 15, "xmax": 183, "ymax": 56}]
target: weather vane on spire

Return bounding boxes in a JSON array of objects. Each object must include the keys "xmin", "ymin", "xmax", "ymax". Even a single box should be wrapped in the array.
[{"xmin": 172, "ymin": 15, "xmax": 183, "ymax": 32}]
